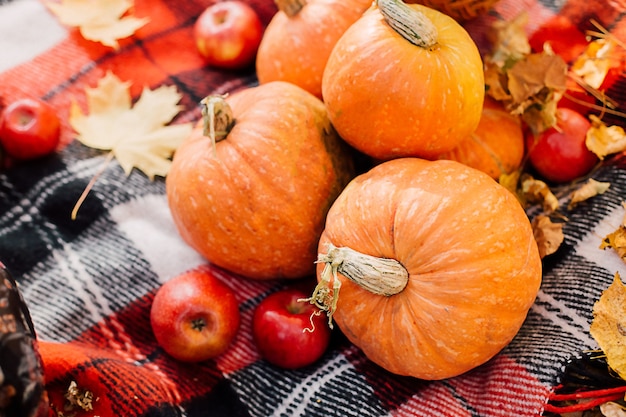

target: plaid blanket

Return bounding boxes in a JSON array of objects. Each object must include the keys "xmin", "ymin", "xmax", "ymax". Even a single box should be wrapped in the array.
[{"xmin": 1, "ymin": 0, "xmax": 626, "ymax": 416}]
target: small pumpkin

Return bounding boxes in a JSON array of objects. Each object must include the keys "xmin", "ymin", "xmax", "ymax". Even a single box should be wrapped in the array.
[
  {"xmin": 322, "ymin": 0, "xmax": 485, "ymax": 160},
  {"xmin": 166, "ymin": 81, "xmax": 355, "ymax": 280},
  {"xmin": 305, "ymin": 158, "xmax": 542, "ymax": 380},
  {"xmin": 437, "ymin": 97, "xmax": 525, "ymax": 179},
  {"xmin": 256, "ymin": 0, "xmax": 373, "ymax": 99}
]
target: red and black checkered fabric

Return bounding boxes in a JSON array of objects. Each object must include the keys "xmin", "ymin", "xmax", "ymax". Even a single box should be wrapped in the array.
[{"xmin": 2, "ymin": 0, "xmax": 626, "ymax": 416}]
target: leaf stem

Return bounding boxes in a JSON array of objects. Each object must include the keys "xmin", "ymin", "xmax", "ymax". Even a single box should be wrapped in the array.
[{"xmin": 71, "ymin": 151, "xmax": 115, "ymax": 220}]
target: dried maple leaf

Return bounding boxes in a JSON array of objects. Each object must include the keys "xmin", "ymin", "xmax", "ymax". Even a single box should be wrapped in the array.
[
  {"xmin": 569, "ymin": 178, "xmax": 610, "ymax": 210},
  {"xmin": 69, "ymin": 71, "xmax": 193, "ymax": 218},
  {"xmin": 587, "ymin": 115, "xmax": 626, "ymax": 160},
  {"xmin": 45, "ymin": 0, "xmax": 149, "ymax": 49},
  {"xmin": 589, "ymin": 272, "xmax": 626, "ymax": 381},
  {"xmin": 531, "ymin": 214, "xmax": 564, "ymax": 258}
]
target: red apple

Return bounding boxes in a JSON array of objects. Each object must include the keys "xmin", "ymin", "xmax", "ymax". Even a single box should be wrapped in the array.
[
  {"xmin": 0, "ymin": 98, "xmax": 61, "ymax": 160},
  {"xmin": 252, "ymin": 288, "xmax": 331, "ymax": 369},
  {"xmin": 194, "ymin": 1, "xmax": 263, "ymax": 70},
  {"xmin": 150, "ymin": 268, "xmax": 240, "ymax": 362},
  {"xmin": 526, "ymin": 107, "xmax": 598, "ymax": 184}
]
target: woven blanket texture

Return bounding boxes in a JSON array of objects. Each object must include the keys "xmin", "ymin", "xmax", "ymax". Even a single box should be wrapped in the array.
[{"xmin": 1, "ymin": 0, "xmax": 626, "ymax": 416}]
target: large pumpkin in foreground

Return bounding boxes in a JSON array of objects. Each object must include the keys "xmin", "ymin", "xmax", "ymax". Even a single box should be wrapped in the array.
[
  {"xmin": 166, "ymin": 81, "xmax": 355, "ymax": 280},
  {"xmin": 307, "ymin": 158, "xmax": 541, "ymax": 380}
]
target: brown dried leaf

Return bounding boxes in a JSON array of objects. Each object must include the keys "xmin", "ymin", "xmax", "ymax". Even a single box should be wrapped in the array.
[
  {"xmin": 586, "ymin": 115, "xmax": 626, "ymax": 160},
  {"xmin": 484, "ymin": 62, "xmax": 511, "ymax": 102},
  {"xmin": 508, "ymin": 53, "xmax": 568, "ymax": 104},
  {"xmin": 45, "ymin": 0, "xmax": 149, "ymax": 49},
  {"xmin": 531, "ymin": 215, "xmax": 564, "ymax": 258},
  {"xmin": 589, "ymin": 272, "xmax": 626, "ymax": 380},
  {"xmin": 568, "ymin": 178, "xmax": 610, "ymax": 209},
  {"xmin": 521, "ymin": 175, "xmax": 560, "ymax": 212}
]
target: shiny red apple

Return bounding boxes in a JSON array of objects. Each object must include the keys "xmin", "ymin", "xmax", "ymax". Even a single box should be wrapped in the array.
[
  {"xmin": 150, "ymin": 268, "xmax": 240, "ymax": 362},
  {"xmin": 194, "ymin": 1, "xmax": 263, "ymax": 69},
  {"xmin": 252, "ymin": 288, "xmax": 331, "ymax": 369},
  {"xmin": 0, "ymin": 98, "xmax": 61, "ymax": 160}
]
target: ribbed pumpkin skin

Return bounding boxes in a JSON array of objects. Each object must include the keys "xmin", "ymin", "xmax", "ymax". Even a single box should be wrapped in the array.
[
  {"xmin": 167, "ymin": 81, "xmax": 355, "ymax": 280},
  {"xmin": 438, "ymin": 98, "xmax": 525, "ymax": 179},
  {"xmin": 322, "ymin": 4, "xmax": 485, "ymax": 160},
  {"xmin": 255, "ymin": 0, "xmax": 373, "ymax": 99},
  {"xmin": 317, "ymin": 158, "xmax": 541, "ymax": 380}
]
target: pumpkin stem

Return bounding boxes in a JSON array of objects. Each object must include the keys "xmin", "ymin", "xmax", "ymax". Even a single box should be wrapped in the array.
[
  {"xmin": 200, "ymin": 94, "xmax": 235, "ymax": 157},
  {"xmin": 274, "ymin": 0, "xmax": 307, "ymax": 17},
  {"xmin": 376, "ymin": 0, "xmax": 438, "ymax": 49},
  {"xmin": 300, "ymin": 243, "xmax": 409, "ymax": 328}
]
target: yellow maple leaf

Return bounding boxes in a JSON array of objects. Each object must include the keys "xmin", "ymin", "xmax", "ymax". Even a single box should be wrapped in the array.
[
  {"xmin": 586, "ymin": 115, "xmax": 626, "ymax": 160},
  {"xmin": 45, "ymin": 0, "xmax": 149, "ymax": 49},
  {"xmin": 590, "ymin": 272, "xmax": 626, "ymax": 380},
  {"xmin": 70, "ymin": 71, "xmax": 192, "ymax": 178},
  {"xmin": 69, "ymin": 71, "xmax": 193, "ymax": 219}
]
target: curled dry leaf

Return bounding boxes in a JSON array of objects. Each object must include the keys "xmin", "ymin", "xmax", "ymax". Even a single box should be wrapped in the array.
[
  {"xmin": 587, "ymin": 115, "xmax": 626, "ymax": 160},
  {"xmin": 521, "ymin": 174, "xmax": 559, "ymax": 213},
  {"xmin": 531, "ymin": 214, "xmax": 564, "ymax": 258},
  {"xmin": 568, "ymin": 178, "xmax": 610, "ymax": 210},
  {"xmin": 589, "ymin": 272, "xmax": 626, "ymax": 381},
  {"xmin": 69, "ymin": 71, "xmax": 193, "ymax": 219},
  {"xmin": 45, "ymin": 0, "xmax": 149, "ymax": 49},
  {"xmin": 600, "ymin": 203, "xmax": 626, "ymax": 263},
  {"xmin": 572, "ymin": 38, "xmax": 616, "ymax": 89},
  {"xmin": 600, "ymin": 402, "xmax": 626, "ymax": 417}
]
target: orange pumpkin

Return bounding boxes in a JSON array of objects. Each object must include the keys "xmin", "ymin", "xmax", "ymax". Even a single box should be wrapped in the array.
[
  {"xmin": 166, "ymin": 81, "xmax": 355, "ymax": 280},
  {"xmin": 437, "ymin": 97, "xmax": 525, "ymax": 179},
  {"xmin": 306, "ymin": 158, "xmax": 541, "ymax": 380},
  {"xmin": 256, "ymin": 0, "xmax": 373, "ymax": 99},
  {"xmin": 322, "ymin": 0, "xmax": 485, "ymax": 160}
]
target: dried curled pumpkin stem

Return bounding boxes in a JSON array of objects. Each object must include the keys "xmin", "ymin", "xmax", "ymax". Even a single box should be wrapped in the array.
[
  {"xmin": 376, "ymin": 0, "xmax": 438, "ymax": 49},
  {"xmin": 275, "ymin": 0, "xmax": 307, "ymax": 17},
  {"xmin": 200, "ymin": 94, "xmax": 235, "ymax": 157},
  {"xmin": 300, "ymin": 243, "xmax": 409, "ymax": 329}
]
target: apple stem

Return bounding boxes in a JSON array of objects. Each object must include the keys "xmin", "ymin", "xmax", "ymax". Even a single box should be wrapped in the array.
[
  {"xmin": 300, "ymin": 243, "xmax": 409, "ymax": 328},
  {"xmin": 274, "ymin": 0, "xmax": 307, "ymax": 17},
  {"xmin": 200, "ymin": 94, "xmax": 235, "ymax": 158}
]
